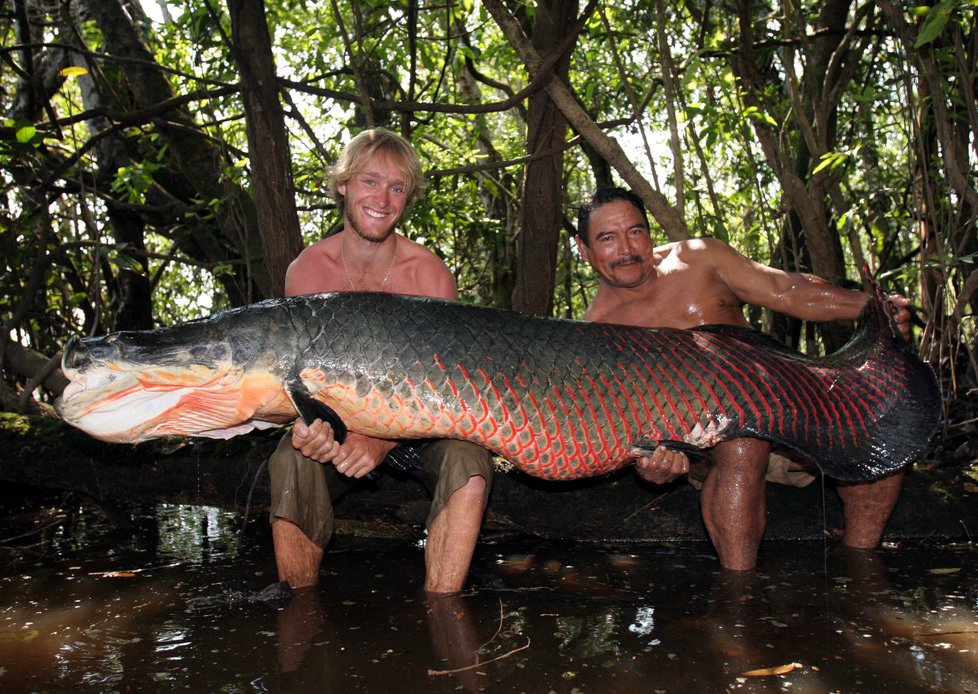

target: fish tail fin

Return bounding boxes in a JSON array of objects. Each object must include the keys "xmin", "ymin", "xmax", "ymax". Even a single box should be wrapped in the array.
[{"xmin": 803, "ymin": 272, "xmax": 941, "ymax": 481}]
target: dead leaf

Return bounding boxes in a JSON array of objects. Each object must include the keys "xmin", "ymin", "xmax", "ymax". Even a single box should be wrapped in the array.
[
  {"xmin": 928, "ymin": 567, "xmax": 960, "ymax": 575},
  {"xmin": 742, "ymin": 662, "xmax": 799, "ymax": 676}
]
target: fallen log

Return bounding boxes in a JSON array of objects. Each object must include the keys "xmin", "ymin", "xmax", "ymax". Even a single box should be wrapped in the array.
[{"xmin": 1, "ymin": 414, "xmax": 973, "ymax": 543}]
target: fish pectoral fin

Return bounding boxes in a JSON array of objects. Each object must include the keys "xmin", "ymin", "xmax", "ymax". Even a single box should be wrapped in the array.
[
  {"xmin": 630, "ymin": 438, "xmax": 707, "ymax": 461},
  {"xmin": 381, "ymin": 442, "xmax": 428, "ymax": 473},
  {"xmin": 286, "ymin": 383, "xmax": 349, "ymax": 444}
]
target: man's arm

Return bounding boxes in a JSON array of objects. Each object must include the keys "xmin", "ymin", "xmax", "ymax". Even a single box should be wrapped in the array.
[
  {"xmin": 707, "ymin": 239, "xmax": 912, "ymax": 338},
  {"xmin": 707, "ymin": 238, "xmax": 865, "ymax": 319}
]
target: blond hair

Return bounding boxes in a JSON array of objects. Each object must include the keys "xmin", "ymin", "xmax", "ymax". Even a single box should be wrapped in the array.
[{"xmin": 328, "ymin": 128, "xmax": 424, "ymax": 212}]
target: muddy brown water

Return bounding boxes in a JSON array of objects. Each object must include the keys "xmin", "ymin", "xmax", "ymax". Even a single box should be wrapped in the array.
[{"xmin": 1, "ymin": 486, "xmax": 976, "ymax": 693}]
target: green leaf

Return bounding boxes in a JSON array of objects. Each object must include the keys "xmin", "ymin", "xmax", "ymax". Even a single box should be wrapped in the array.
[
  {"xmin": 915, "ymin": 0, "xmax": 954, "ymax": 47},
  {"xmin": 812, "ymin": 151, "xmax": 847, "ymax": 175},
  {"xmin": 15, "ymin": 125, "xmax": 36, "ymax": 144},
  {"xmin": 59, "ymin": 66, "xmax": 89, "ymax": 78}
]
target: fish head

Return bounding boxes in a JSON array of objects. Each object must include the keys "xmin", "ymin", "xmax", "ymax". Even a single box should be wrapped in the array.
[{"xmin": 55, "ymin": 324, "xmax": 295, "ymax": 443}]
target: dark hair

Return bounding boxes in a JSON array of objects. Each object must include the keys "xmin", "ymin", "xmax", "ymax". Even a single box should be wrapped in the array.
[{"xmin": 576, "ymin": 186, "xmax": 649, "ymax": 246}]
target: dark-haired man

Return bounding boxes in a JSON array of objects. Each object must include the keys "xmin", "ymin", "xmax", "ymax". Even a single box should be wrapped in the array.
[{"xmin": 576, "ymin": 186, "xmax": 911, "ymax": 570}]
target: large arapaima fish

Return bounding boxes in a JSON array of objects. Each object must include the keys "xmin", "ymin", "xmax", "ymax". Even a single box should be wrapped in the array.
[{"xmin": 55, "ymin": 289, "xmax": 941, "ymax": 482}]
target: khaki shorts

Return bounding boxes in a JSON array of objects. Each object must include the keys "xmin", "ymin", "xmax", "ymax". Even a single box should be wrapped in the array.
[
  {"xmin": 268, "ymin": 435, "xmax": 493, "ymax": 547},
  {"xmin": 765, "ymin": 451, "xmax": 817, "ymax": 488}
]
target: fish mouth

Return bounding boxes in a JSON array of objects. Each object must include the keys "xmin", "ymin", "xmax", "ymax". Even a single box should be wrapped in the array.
[
  {"xmin": 56, "ymin": 335, "xmax": 239, "ymax": 443},
  {"xmin": 56, "ymin": 373, "xmax": 184, "ymax": 442}
]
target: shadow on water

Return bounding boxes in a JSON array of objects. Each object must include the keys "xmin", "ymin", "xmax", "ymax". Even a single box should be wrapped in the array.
[{"xmin": 1, "ymin": 484, "xmax": 977, "ymax": 693}]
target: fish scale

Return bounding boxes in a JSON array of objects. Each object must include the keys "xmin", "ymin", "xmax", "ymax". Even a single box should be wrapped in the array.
[{"xmin": 56, "ymin": 290, "xmax": 941, "ymax": 482}]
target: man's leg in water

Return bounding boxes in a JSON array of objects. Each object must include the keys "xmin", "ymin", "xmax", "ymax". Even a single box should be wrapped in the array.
[
  {"xmin": 835, "ymin": 471, "xmax": 904, "ymax": 548},
  {"xmin": 699, "ymin": 438, "xmax": 770, "ymax": 571},
  {"xmin": 268, "ymin": 435, "xmax": 353, "ymax": 588},
  {"xmin": 418, "ymin": 440, "xmax": 492, "ymax": 594}
]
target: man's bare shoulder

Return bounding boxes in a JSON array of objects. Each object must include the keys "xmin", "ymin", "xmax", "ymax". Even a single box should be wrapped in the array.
[
  {"xmin": 286, "ymin": 237, "xmax": 343, "ymax": 296},
  {"xmin": 660, "ymin": 236, "xmax": 730, "ymax": 258},
  {"xmin": 397, "ymin": 235, "xmax": 446, "ymax": 264},
  {"xmin": 291, "ymin": 236, "xmax": 339, "ymax": 265},
  {"xmin": 653, "ymin": 240, "xmax": 682, "ymax": 257},
  {"xmin": 655, "ymin": 238, "xmax": 744, "ymax": 284},
  {"xmin": 393, "ymin": 235, "xmax": 456, "ymax": 299},
  {"xmin": 395, "ymin": 236, "xmax": 449, "ymax": 275}
]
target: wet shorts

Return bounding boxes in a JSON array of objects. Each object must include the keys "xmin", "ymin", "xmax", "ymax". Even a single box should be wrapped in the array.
[{"xmin": 267, "ymin": 435, "xmax": 493, "ymax": 547}]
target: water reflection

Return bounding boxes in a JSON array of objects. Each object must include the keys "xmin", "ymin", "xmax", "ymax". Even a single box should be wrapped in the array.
[
  {"xmin": 425, "ymin": 594, "xmax": 490, "ymax": 691},
  {"xmin": 155, "ymin": 503, "xmax": 243, "ymax": 562},
  {"xmin": 1, "ymin": 488, "xmax": 976, "ymax": 692},
  {"xmin": 275, "ymin": 587, "xmax": 325, "ymax": 673}
]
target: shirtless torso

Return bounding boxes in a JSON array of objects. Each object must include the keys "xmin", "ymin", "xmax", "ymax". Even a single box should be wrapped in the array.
[
  {"xmin": 582, "ymin": 241, "xmax": 751, "ymax": 330},
  {"xmin": 273, "ymin": 133, "xmax": 486, "ymax": 594},
  {"xmin": 286, "ymin": 232, "xmax": 455, "ymax": 300}
]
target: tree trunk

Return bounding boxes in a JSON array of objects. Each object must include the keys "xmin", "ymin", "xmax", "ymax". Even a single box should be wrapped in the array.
[
  {"xmin": 71, "ymin": 26, "xmax": 155, "ymax": 331},
  {"xmin": 81, "ymin": 0, "xmax": 273, "ymax": 303},
  {"xmin": 228, "ymin": 0, "xmax": 304, "ymax": 297},
  {"xmin": 797, "ymin": 0, "xmax": 855, "ymax": 351},
  {"xmin": 731, "ymin": 0, "xmax": 855, "ymax": 350},
  {"xmin": 512, "ymin": 0, "xmax": 577, "ymax": 316},
  {"xmin": 483, "ymin": 0, "xmax": 689, "ymax": 242},
  {"xmin": 453, "ymin": 17, "xmax": 521, "ymax": 310}
]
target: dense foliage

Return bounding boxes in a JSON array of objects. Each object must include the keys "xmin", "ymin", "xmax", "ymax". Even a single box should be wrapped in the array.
[{"xmin": 1, "ymin": 0, "xmax": 975, "ymax": 442}]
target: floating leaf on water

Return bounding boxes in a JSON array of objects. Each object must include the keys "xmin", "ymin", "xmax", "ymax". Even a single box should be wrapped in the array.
[
  {"xmin": 928, "ymin": 567, "xmax": 961, "ymax": 575},
  {"xmin": 0, "ymin": 629, "xmax": 39, "ymax": 643},
  {"xmin": 742, "ymin": 662, "xmax": 800, "ymax": 676}
]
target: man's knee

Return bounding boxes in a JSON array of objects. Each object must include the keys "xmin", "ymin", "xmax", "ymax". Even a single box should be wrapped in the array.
[
  {"xmin": 268, "ymin": 433, "xmax": 336, "ymax": 547},
  {"xmin": 421, "ymin": 440, "xmax": 492, "ymax": 528},
  {"xmin": 452, "ymin": 474, "xmax": 488, "ymax": 502},
  {"xmin": 422, "ymin": 441, "xmax": 493, "ymax": 485},
  {"xmin": 708, "ymin": 439, "xmax": 770, "ymax": 478}
]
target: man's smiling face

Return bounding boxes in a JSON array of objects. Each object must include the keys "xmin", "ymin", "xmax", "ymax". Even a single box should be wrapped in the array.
[
  {"xmin": 338, "ymin": 150, "xmax": 412, "ymax": 243},
  {"xmin": 577, "ymin": 199, "xmax": 656, "ymax": 288}
]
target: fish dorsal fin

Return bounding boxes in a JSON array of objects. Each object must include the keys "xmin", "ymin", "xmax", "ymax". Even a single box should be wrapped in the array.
[{"xmin": 287, "ymin": 383, "xmax": 348, "ymax": 444}]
